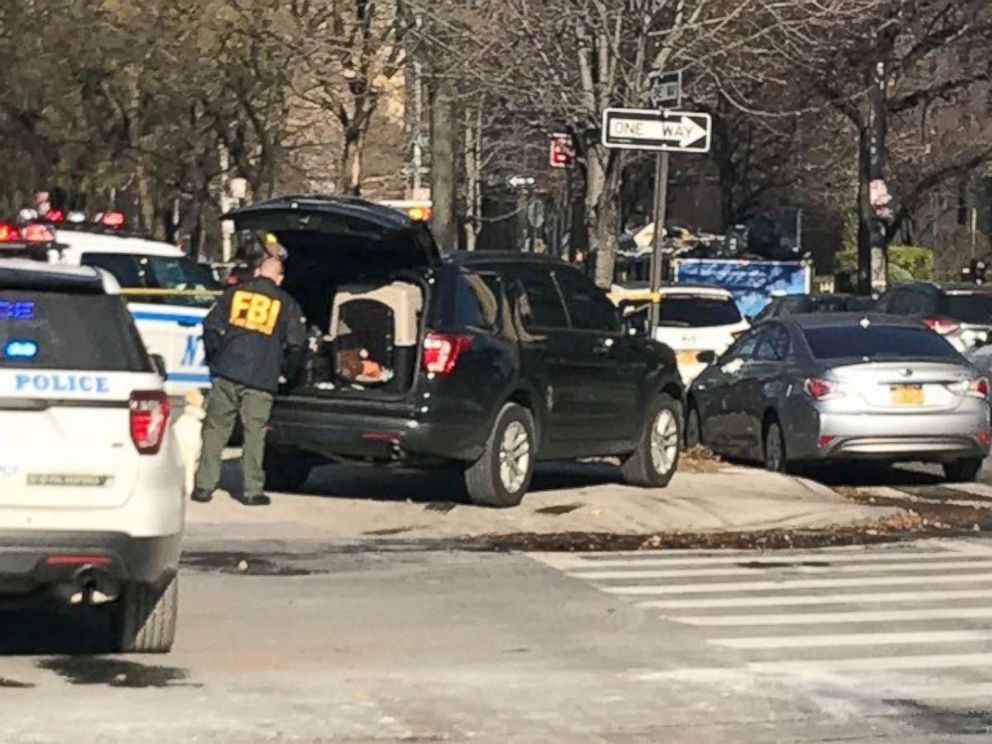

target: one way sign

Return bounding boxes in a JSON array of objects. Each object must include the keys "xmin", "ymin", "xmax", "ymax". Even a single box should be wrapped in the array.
[{"xmin": 601, "ymin": 108, "xmax": 712, "ymax": 153}]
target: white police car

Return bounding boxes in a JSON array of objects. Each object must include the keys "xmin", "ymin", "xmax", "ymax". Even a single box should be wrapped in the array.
[
  {"xmin": 50, "ymin": 225, "xmax": 219, "ymax": 396},
  {"xmin": 0, "ymin": 259, "xmax": 183, "ymax": 652}
]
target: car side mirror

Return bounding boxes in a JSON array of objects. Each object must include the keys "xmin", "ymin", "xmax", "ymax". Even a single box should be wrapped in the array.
[
  {"xmin": 150, "ymin": 354, "xmax": 168, "ymax": 379},
  {"xmin": 696, "ymin": 350, "xmax": 717, "ymax": 366}
]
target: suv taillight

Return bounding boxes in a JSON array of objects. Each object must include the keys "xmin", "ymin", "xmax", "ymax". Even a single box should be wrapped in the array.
[
  {"xmin": 130, "ymin": 391, "xmax": 170, "ymax": 455},
  {"xmin": 422, "ymin": 333, "xmax": 474, "ymax": 375}
]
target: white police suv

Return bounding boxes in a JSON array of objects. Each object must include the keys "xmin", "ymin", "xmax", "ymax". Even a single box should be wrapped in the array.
[{"xmin": 0, "ymin": 259, "xmax": 183, "ymax": 652}]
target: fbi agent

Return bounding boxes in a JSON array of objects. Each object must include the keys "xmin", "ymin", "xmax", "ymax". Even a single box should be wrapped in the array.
[{"xmin": 192, "ymin": 257, "xmax": 306, "ymax": 506}]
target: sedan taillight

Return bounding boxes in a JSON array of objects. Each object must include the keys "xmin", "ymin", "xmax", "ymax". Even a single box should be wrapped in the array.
[
  {"xmin": 968, "ymin": 377, "xmax": 990, "ymax": 399},
  {"xmin": 804, "ymin": 377, "xmax": 842, "ymax": 401},
  {"xmin": 924, "ymin": 317, "xmax": 960, "ymax": 336},
  {"xmin": 130, "ymin": 391, "xmax": 170, "ymax": 455}
]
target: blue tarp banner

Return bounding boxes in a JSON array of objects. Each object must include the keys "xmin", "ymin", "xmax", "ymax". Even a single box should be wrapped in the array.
[{"xmin": 673, "ymin": 259, "xmax": 811, "ymax": 318}]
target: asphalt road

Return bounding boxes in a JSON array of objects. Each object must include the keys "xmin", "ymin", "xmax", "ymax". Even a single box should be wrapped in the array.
[{"xmin": 4, "ymin": 538, "xmax": 992, "ymax": 743}]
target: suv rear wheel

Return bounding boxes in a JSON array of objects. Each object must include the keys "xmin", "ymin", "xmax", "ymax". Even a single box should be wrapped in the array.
[
  {"xmin": 264, "ymin": 449, "xmax": 313, "ymax": 493},
  {"xmin": 622, "ymin": 394, "xmax": 682, "ymax": 488},
  {"xmin": 116, "ymin": 575, "xmax": 178, "ymax": 653},
  {"xmin": 465, "ymin": 403, "xmax": 536, "ymax": 507}
]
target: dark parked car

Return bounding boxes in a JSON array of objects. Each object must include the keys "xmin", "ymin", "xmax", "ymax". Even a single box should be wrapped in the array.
[
  {"xmin": 224, "ymin": 196, "xmax": 685, "ymax": 507},
  {"xmin": 876, "ymin": 282, "xmax": 992, "ymax": 352},
  {"xmin": 751, "ymin": 293, "xmax": 874, "ymax": 323},
  {"xmin": 685, "ymin": 314, "xmax": 990, "ymax": 481}
]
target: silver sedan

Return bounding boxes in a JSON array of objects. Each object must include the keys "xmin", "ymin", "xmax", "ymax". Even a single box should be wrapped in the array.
[{"xmin": 685, "ymin": 314, "xmax": 992, "ymax": 481}]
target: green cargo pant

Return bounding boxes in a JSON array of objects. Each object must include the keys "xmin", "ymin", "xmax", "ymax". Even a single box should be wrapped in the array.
[{"xmin": 194, "ymin": 377, "xmax": 274, "ymax": 500}]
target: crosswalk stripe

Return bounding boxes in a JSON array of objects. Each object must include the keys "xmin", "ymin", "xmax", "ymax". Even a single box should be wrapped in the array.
[
  {"xmin": 603, "ymin": 571, "xmax": 992, "ymax": 595},
  {"xmin": 635, "ymin": 655, "xmax": 992, "ymax": 681},
  {"xmin": 568, "ymin": 559, "xmax": 992, "ymax": 581},
  {"xmin": 532, "ymin": 549, "xmax": 962, "ymax": 571},
  {"xmin": 638, "ymin": 588, "xmax": 992, "ymax": 609},
  {"xmin": 877, "ymin": 683, "xmax": 992, "ymax": 701},
  {"xmin": 670, "ymin": 606, "xmax": 992, "ymax": 627},
  {"xmin": 749, "ymin": 652, "xmax": 992, "ymax": 674},
  {"xmin": 710, "ymin": 630, "xmax": 992, "ymax": 649}
]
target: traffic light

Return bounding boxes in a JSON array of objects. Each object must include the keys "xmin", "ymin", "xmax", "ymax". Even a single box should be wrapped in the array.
[{"xmin": 549, "ymin": 133, "xmax": 575, "ymax": 169}]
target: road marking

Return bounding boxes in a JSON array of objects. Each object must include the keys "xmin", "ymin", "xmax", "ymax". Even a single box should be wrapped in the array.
[
  {"xmin": 603, "ymin": 571, "xmax": 992, "ymax": 595},
  {"xmin": 670, "ymin": 606, "xmax": 992, "ymax": 627},
  {"xmin": 531, "ymin": 548, "xmax": 963, "ymax": 571},
  {"xmin": 569, "ymin": 559, "xmax": 992, "ymax": 581},
  {"xmin": 749, "ymin": 652, "xmax": 992, "ymax": 674},
  {"xmin": 710, "ymin": 630, "xmax": 992, "ymax": 649},
  {"xmin": 638, "ymin": 588, "xmax": 992, "ymax": 609}
]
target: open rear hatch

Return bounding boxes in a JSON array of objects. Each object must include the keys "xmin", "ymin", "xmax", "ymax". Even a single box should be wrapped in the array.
[{"xmin": 224, "ymin": 197, "xmax": 440, "ymax": 399}]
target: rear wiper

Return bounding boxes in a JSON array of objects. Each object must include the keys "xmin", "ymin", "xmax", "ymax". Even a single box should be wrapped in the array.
[{"xmin": 658, "ymin": 321, "xmax": 691, "ymax": 328}]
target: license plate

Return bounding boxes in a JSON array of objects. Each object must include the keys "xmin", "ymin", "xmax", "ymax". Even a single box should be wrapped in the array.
[
  {"xmin": 891, "ymin": 384, "xmax": 924, "ymax": 406},
  {"xmin": 677, "ymin": 351, "xmax": 701, "ymax": 367}
]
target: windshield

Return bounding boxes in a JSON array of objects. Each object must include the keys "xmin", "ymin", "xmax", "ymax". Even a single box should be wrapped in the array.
[
  {"xmin": 80, "ymin": 252, "xmax": 220, "ymax": 308},
  {"xmin": 803, "ymin": 325, "xmax": 961, "ymax": 362},
  {"xmin": 943, "ymin": 293, "xmax": 992, "ymax": 325},
  {"xmin": 0, "ymin": 291, "xmax": 149, "ymax": 371},
  {"xmin": 658, "ymin": 295, "xmax": 742, "ymax": 328}
]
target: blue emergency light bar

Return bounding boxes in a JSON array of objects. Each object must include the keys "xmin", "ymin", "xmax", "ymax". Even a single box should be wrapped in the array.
[{"xmin": 4, "ymin": 340, "xmax": 38, "ymax": 360}]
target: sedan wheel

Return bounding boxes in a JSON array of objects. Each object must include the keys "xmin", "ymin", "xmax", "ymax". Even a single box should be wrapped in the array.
[
  {"xmin": 685, "ymin": 405, "xmax": 702, "ymax": 449},
  {"xmin": 764, "ymin": 421, "xmax": 788, "ymax": 474},
  {"xmin": 943, "ymin": 458, "xmax": 983, "ymax": 483}
]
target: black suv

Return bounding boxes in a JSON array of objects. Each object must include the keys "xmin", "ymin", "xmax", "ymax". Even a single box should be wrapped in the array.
[
  {"xmin": 225, "ymin": 196, "xmax": 684, "ymax": 506},
  {"xmin": 876, "ymin": 282, "xmax": 992, "ymax": 352}
]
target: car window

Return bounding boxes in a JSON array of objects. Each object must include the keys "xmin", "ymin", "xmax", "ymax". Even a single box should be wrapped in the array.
[
  {"xmin": 803, "ymin": 325, "xmax": 960, "ymax": 361},
  {"xmin": 809, "ymin": 296, "xmax": 848, "ymax": 313},
  {"xmin": 81, "ymin": 252, "xmax": 220, "ymax": 308},
  {"xmin": 553, "ymin": 268, "xmax": 620, "ymax": 333},
  {"xmin": 751, "ymin": 302, "xmax": 777, "ymax": 323},
  {"xmin": 754, "ymin": 325, "xmax": 791, "ymax": 362},
  {"xmin": 0, "ymin": 290, "xmax": 149, "ymax": 372},
  {"xmin": 514, "ymin": 268, "xmax": 569, "ymax": 330},
  {"xmin": 889, "ymin": 288, "xmax": 931, "ymax": 316},
  {"xmin": 942, "ymin": 293, "xmax": 992, "ymax": 324},
  {"xmin": 658, "ymin": 295, "xmax": 742, "ymax": 328},
  {"xmin": 454, "ymin": 271, "xmax": 502, "ymax": 331},
  {"xmin": 722, "ymin": 330, "xmax": 761, "ymax": 363},
  {"xmin": 81, "ymin": 253, "xmax": 144, "ymax": 287}
]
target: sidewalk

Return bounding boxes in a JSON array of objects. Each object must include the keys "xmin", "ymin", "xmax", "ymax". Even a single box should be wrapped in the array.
[{"xmin": 185, "ymin": 457, "xmax": 903, "ymax": 544}]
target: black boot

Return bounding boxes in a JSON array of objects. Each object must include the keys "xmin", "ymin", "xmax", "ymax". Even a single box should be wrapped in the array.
[
  {"xmin": 191, "ymin": 489, "xmax": 213, "ymax": 503},
  {"xmin": 241, "ymin": 494, "xmax": 271, "ymax": 507}
]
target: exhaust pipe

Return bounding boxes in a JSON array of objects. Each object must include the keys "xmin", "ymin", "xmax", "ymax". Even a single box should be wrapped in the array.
[{"xmin": 56, "ymin": 567, "xmax": 122, "ymax": 606}]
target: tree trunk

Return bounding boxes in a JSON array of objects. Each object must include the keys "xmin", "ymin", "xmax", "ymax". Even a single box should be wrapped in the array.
[
  {"xmin": 856, "ymin": 125, "xmax": 874, "ymax": 295},
  {"xmin": 431, "ymin": 79, "xmax": 457, "ymax": 251},
  {"xmin": 340, "ymin": 129, "xmax": 366, "ymax": 196},
  {"xmin": 463, "ymin": 107, "xmax": 482, "ymax": 251},
  {"xmin": 585, "ymin": 146, "xmax": 620, "ymax": 288}
]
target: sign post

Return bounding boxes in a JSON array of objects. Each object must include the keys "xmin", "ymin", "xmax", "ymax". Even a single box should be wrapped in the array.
[{"xmin": 601, "ymin": 102, "xmax": 712, "ymax": 333}]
